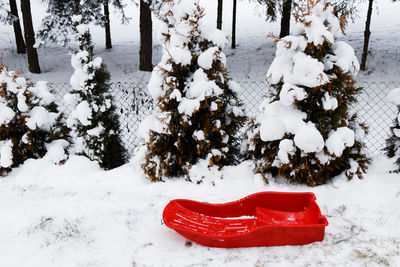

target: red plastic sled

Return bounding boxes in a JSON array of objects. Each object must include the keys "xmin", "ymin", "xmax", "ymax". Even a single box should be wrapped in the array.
[{"xmin": 162, "ymin": 191, "xmax": 328, "ymax": 248}]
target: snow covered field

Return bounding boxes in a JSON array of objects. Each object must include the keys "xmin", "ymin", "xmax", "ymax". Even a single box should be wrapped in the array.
[
  {"xmin": 1, "ymin": 0, "xmax": 400, "ymax": 266},
  {"xmin": 0, "ymin": 155, "xmax": 399, "ymax": 266}
]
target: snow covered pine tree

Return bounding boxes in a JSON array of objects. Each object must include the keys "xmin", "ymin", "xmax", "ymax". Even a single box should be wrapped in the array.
[
  {"xmin": 141, "ymin": 0, "xmax": 246, "ymax": 181},
  {"xmin": 242, "ymin": 0, "xmax": 371, "ymax": 186},
  {"xmin": 384, "ymin": 88, "xmax": 400, "ymax": 172},
  {"xmin": 65, "ymin": 15, "xmax": 126, "ymax": 170},
  {"xmin": 0, "ymin": 62, "xmax": 69, "ymax": 176}
]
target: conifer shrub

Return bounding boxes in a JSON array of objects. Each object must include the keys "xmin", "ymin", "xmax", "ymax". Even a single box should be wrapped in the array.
[
  {"xmin": 65, "ymin": 15, "xmax": 127, "ymax": 170},
  {"xmin": 242, "ymin": 0, "xmax": 371, "ymax": 186},
  {"xmin": 141, "ymin": 0, "xmax": 246, "ymax": 181},
  {"xmin": 384, "ymin": 88, "xmax": 400, "ymax": 172},
  {"xmin": 0, "ymin": 62, "xmax": 69, "ymax": 176}
]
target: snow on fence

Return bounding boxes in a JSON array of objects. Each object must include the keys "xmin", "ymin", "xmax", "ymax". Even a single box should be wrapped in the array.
[{"xmin": 50, "ymin": 81, "xmax": 400, "ymax": 156}]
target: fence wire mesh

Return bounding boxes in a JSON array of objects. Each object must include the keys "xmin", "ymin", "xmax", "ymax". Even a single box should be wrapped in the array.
[{"xmin": 49, "ymin": 80, "xmax": 400, "ymax": 156}]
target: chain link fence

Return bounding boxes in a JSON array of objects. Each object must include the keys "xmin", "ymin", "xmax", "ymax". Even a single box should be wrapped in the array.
[{"xmin": 50, "ymin": 80, "xmax": 400, "ymax": 156}]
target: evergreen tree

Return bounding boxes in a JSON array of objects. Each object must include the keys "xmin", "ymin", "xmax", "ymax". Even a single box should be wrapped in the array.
[
  {"xmin": 0, "ymin": 61, "xmax": 69, "ymax": 176},
  {"xmin": 65, "ymin": 15, "xmax": 127, "ymax": 170},
  {"xmin": 217, "ymin": 0, "xmax": 223, "ymax": 30},
  {"xmin": 360, "ymin": 0, "xmax": 373, "ymax": 71},
  {"xmin": 0, "ymin": 0, "xmax": 26, "ymax": 54},
  {"xmin": 139, "ymin": 0, "xmax": 153, "ymax": 71},
  {"xmin": 142, "ymin": 0, "xmax": 246, "ymax": 181},
  {"xmin": 384, "ymin": 88, "xmax": 400, "ymax": 172},
  {"xmin": 20, "ymin": 0, "xmax": 41, "ymax": 73},
  {"xmin": 243, "ymin": 0, "xmax": 371, "ymax": 186}
]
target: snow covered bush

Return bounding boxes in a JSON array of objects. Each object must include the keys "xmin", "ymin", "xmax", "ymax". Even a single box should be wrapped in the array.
[
  {"xmin": 141, "ymin": 0, "xmax": 246, "ymax": 181},
  {"xmin": 384, "ymin": 88, "xmax": 400, "ymax": 172},
  {"xmin": 242, "ymin": 0, "xmax": 371, "ymax": 186},
  {"xmin": 0, "ymin": 62, "xmax": 69, "ymax": 176},
  {"xmin": 65, "ymin": 15, "xmax": 127, "ymax": 170}
]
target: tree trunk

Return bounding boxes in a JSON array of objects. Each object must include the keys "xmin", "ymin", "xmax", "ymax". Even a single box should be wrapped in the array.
[
  {"xmin": 20, "ymin": 0, "xmax": 41, "ymax": 73},
  {"xmin": 104, "ymin": 1, "xmax": 112, "ymax": 49},
  {"xmin": 217, "ymin": 0, "xmax": 223, "ymax": 30},
  {"xmin": 361, "ymin": 0, "xmax": 374, "ymax": 71},
  {"xmin": 9, "ymin": 0, "xmax": 26, "ymax": 54},
  {"xmin": 279, "ymin": 0, "xmax": 292, "ymax": 38},
  {"xmin": 231, "ymin": 0, "xmax": 237, "ymax": 49},
  {"xmin": 139, "ymin": 0, "xmax": 152, "ymax": 71}
]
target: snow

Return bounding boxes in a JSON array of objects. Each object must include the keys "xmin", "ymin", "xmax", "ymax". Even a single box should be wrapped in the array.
[
  {"xmin": 330, "ymin": 41, "xmax": 360, "ymax": 75},
  {"xmin": 387, "ymin": 88, "xmax": 400, "ymax": 105},
  {"xmin": 25, "ymin": 106, "xmax": 58, "ymax": 131},
  {"xmin": 326, "ymin": 127, "xmax": 356, "ymax": 157},
  {"xmin": 258, "ymin": 100, "xmax": 307, "ymax": 142},
  {"xmin": 86, "ymin": 123, "xmax": 105, "ymax": 137},
  {"xmin": 227, "ymin": 80, "xmax": 241, "ymax": 93},
  {"xmin": 267, "ymin": 49, "xmax": 329, "ymax": 87},
  {"xmin": 193, "ymin": 130, "xmax": 205, "ymax": 141},
  {"xmin": 28, "ymin": 81, "xmax": 55, "ymax": 106},
  {"xmin": 294, "ymin": 123, "xmax": 325, "ymax": 153},
  {"xmin": 184, "ymin": 69, "xmax": 223, "ymax": 100},
  {"xmin": 199, "ymin": 25, "xmax": 227, "ymax": 49},
  {"xmin": 291, "ymin": 52, "xmax": 329, "ymax": 87},
  {"xmin": 137, "ymin": 114, "xmax": 168, "ymax": 142},
  {"xmin": 147, "ymin": 68, "xmax": 165, "ymax": 100},
  {"xmin": 66, "ymin": 100, "xmax": 93, "ymax": 127},
  {"xmin": 44, "ymin": 140, "xmax": 69, "ymax": 164},
  {"xmin": 322, "ymin": 92, "xmax": 338, "ymax": 111},
  {"xmin": 0, "ymin": 102, "xmax": 15, "ymax": 126},
  {"xmin": 277, "ymin": 139, "xmax": 295, "ymax": 164},
  {"xmin": 177, "ymin": 98, "xmax": 201, "ymax": 116},
  {"xmin": 0, "ymin": 155, "xmax": 399, "ymax": 266},
  {"xmin": 293, "ymin": 1, "xmax": 342, "ymax": 46},
  {"xmin": 168, "ymin": 47, "xmax": 192, "ymax": 66},
  {"xmin": 279, "ymin": 83, "xmax": 308, "ymax": 106},
  {"xmin": 17, "ymin": 90, "xmax": 28, "ymax": 112},
  {"xmin": 197, "ymin": 47, "xmax": 219, "ymax": 69},
  {"xmin": 0, "ymin": 139, "xmax": 13, "ymax": 168}
]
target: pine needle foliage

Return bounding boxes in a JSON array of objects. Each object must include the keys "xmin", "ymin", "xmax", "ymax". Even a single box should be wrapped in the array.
[
  {"xmin": 243, "ymin": 0, "xmax": 371, "ymax": 186},
  {"xmin": 142, "ymin": 0, "xmax": 247, "ymax": 181}
]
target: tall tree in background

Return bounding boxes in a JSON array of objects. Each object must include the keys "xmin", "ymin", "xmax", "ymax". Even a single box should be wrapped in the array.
[
  {"xmin": 102, "ymin": 0, "xmax": 130, "ymax": 50},
  {"xmin": 232, "ymin": 0, "xmax": 237, "ymax": 48},
  {"xmin": 20, "ymin": 0, "xmax": 40, "ymax": 73},
  {"xmin": 360, "ymin": 0, "xmax": 374, "ymax": 71},
  {"xmin": 257, "ymin": 0, "xmax": 292, "ymax": 38},
  {"xmin": 217, "ymin": 0, "xmax": 223, "ymax": 30},
  {"xmin": 279, "ymin": 0, "xmax": 292, "ymax": 38},
  {"xmin": 139, "ymin": 0, "xmax": 152, "ymax": 71},
  {"xmin": 103, "ymin": 0, "xmax": 112, "ymax": 49},
  {"xmin": 0, "ymin": 0, "xmax": 26, "ymax": 54},
  {"xmin": 9, "ymin": 0, "xmax": 26, "ymax": 54}
]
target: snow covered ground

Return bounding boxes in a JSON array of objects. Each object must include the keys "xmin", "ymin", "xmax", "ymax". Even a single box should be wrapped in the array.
[
  {"xmin": 1, "ymin": 0, "xmax": 400, "ymax": 266},
  {"xmin": 0, "ymin": 154, "xmax": 399, "ymax": 267}
]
